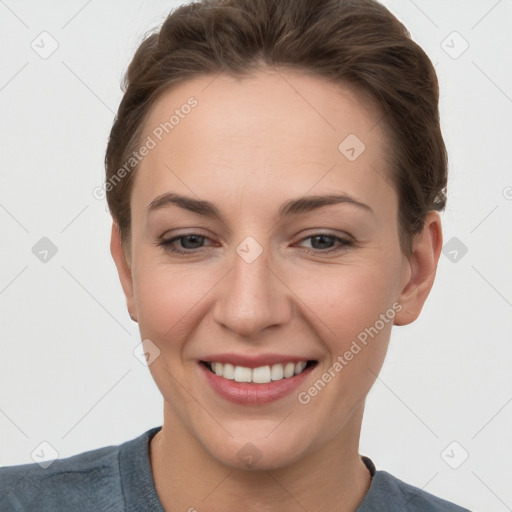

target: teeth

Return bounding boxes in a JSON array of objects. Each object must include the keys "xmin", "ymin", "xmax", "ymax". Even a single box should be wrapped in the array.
[
  {"xmin": 270, "ymin": 363, "xmax": 284, "ymax": 381},
  {"xmin": 252, "ymin": 365, "xmax": 271, "ymax": 383},
  {"xmin": 222, "ymin": 363, "xmax": 235, "ymax": 379},
  {"xmin": 207, "ymin": 361, "xmax": 310, "ymax": 384},
  {"xmin": 212, "ymin": 362, "xmax": 223, "ymax": 376},
  {"xmin": 234, "ymin": 366, "xmax": 252, "ymax": 382},
  {"xmin": 283, "ymin": 362, "xmax": 295, "ymax": 378},
  {"xmin": 294, "ymin": 361, "xmax": 307, "ymax": 375}
]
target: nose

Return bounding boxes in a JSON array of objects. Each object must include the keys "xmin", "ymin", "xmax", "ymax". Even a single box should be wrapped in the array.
[{"xmin": 212, "ymin": 243, "xmax": 292, "ymax": 339}]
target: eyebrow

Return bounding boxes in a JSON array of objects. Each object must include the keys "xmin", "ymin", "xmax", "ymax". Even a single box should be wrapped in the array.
[{"xmin": 147, "ymin": 192, "xmax": 374, "ymax": 220}]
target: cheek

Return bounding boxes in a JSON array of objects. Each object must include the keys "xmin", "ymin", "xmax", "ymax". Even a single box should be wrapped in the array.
[
  {"xmin": 290, "ymin": 259, "xmax": 401, "ymax": 347},
  {"xmin": 291, "ymin": 264, "xmax": 399, "ymax": 421},
  {"xmin": 132, "ymin": 254, "xmax": 217, "ymax": 345},
  {"xmin": 131, "ymin": 259, "xmax": 211, "ymax": 402}
]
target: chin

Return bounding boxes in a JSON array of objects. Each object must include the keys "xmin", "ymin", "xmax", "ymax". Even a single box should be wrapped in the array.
[
  {"xmin": 195, "ymin": 424, "xmax": 316, "ymax": 471},
  {"xmin": 219, "ymin": 440, "xmax": 306, "ymax": 471}
]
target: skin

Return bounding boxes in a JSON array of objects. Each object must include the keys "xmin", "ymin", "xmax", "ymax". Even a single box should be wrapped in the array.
[{"xmin": 111, "ymin": 68, "xmax": 443, "ymax": 511}]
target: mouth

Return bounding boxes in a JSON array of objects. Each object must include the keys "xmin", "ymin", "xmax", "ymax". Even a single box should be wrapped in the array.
[
  {"xmin": 199, "ymin": 359, "xmax": 318, "ymax": 405},
  {"xmin": 201, "ymin": 360, "xmax": 317, "ymax": 384}
]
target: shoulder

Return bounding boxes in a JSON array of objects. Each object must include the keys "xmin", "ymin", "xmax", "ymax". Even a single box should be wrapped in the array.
[
  {"xmin": 359, "ymin": 468, "xmax": 472, "ymax": 511},
  {"xmin": 0, "ymin": 441, "xmax": 124, "ymax": 512}
]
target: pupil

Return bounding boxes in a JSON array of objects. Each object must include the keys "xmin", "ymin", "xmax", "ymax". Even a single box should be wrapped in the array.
[
  {"xmin": 312, "ymin": 235, "xmax": 333, "ymax": 249},
  {"xmin": 183, "ymin": 235, "xmax": 204, "ymax": 249}
]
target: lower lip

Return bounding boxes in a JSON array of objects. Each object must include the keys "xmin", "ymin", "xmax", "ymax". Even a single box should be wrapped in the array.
[{"xmin": 200, "ymin": 363, "xmax": 315, "ymax": 405}]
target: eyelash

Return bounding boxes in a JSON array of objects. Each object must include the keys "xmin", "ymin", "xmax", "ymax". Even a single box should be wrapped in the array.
[{"xmin": 156, "ymin": 232, "xmax": 354, "ymax": 256}]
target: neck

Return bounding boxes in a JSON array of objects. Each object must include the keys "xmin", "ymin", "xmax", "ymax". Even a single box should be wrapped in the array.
[{"xmin": 150, "ymin": 402, "xmax": 371, "ymax": 512}]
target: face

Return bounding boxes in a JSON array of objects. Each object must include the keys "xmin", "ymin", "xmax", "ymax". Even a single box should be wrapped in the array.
[{"xmin": 112, "ymin": 68, "xmax": 436, "ymax": 470}]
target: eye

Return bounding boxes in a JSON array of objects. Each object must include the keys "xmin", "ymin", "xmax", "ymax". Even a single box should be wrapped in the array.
[
  {"xmin": 157, "ymin": 233, "xmax": 213, "ymax": 255},
  {"xmin": 156, "ymin": 231, "xmax": 355, "ymax": 257},
  {"xmin": 296, "ymin": 233, "xmax": 354, "ymax": 254}
]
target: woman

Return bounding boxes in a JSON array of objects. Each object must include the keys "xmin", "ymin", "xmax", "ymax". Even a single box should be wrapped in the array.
[{"xmin": 0, "ymin": 0, "xmax": 472, "ymax": 510}]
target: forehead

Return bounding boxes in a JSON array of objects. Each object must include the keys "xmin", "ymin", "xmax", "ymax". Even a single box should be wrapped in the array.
[
  {"xmin": 134, "ymin": 68, "xmax": 393, "ymax": 213},
  {"xmin": 143, "ymin": 68, "xmax": 382, "ymax": 147}
]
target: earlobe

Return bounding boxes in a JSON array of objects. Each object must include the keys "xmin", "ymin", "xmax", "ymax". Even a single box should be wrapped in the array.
[
  {"xmin": 110, "ymin": 223, "xmax": 136, "ymax": 320},
  {"xmin": 394, "ymin": 211, "xmax": 443, "ymax": 326}
]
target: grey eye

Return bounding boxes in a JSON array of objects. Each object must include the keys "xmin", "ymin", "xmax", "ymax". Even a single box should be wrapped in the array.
[
  {"xmin": 308, "ymin": 235, "xmax": 337, "ymax": 250},
  {"xmin": 178, "ymin": 235, "xmax": 206, "ymax": 249}
]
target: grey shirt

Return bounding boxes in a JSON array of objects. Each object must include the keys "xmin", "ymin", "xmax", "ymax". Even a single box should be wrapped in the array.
[{"xmin": 0, "ymin": 426, "xmax": 471, "ymax": 511}]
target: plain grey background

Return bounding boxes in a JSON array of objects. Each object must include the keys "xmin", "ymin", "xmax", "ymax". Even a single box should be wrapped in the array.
[{"xmin": 1, "ymin": 1, "xmax": 511, "ymax": 510}]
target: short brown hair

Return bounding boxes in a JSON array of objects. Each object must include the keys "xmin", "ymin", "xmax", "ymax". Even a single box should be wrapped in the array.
[{"xmin": 105, "ymin": 0, "xmax": 447, "ymax": 256}]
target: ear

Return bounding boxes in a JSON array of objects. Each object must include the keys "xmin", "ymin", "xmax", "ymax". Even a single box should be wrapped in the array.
[
  {"xmin": 394, "ymin": 211, "xmax": 443, "ymax": 326},
  {"xmin": 110, "ymin": 223, "xmax": 136, "ymax": 321}
]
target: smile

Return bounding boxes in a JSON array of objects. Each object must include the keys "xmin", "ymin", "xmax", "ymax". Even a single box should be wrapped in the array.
[
  {"xmin": 199, "ymin": 355, "xmax": 318, "ymax": 404},
  {"xmin": 203, "ymin": 360, "xmax": 314, "ymax": 384}
]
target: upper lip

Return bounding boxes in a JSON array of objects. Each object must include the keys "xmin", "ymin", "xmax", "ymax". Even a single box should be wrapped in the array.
[{"xmin": 200, "ymin": 353, "xmax": 317, "ymax": 368}]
